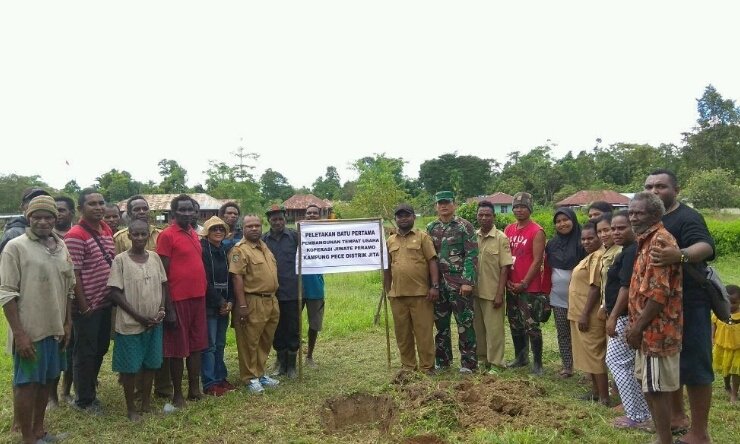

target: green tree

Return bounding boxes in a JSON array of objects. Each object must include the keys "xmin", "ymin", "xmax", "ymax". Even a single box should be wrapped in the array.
[
  {"xmin": 62, "ymin": 180, "xmax": 81, "ymax": 195},
  {"xmin": 682, "ymin": 168, "xmax": 740, "ymax": 210},
  {"xmin": 203, "ymin": 159, "xmax": 263, "ymax": 213},
  {"xmin": 157, "ymin": 159, "xmax": 188, "ymax": 193},
  {"xmin": 682, "ymin": 85, "xmax": 740, "ymax": 176},
  {"xmin": 312, "ymin": 166, "xmax": 342, "ymax": 200},
  {"xmin": 260, "ymin": 168, "xmax": 294, "ymax": 203},
  {"xmin": 419, "ymin": 153, "xmax": 493, "ymax": 199},
  {"xmin": 95, "ymin": 169, "xmax": 142, "ymax": 202},
  {"xmin": 345, "ymin": 154, "xmax": 409, "ymax": 220},
  {"xmin": 494, "ymin": 147, "xmax": 562, "ymax": 204},
  {"xmin": 0, "ymin": 174, "xmax": 50, "ymax": 213}
]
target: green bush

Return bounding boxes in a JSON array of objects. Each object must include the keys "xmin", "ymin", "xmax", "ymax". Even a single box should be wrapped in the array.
[{"xmin": 706, "ymin": 218, "xmax": 740, "ymax": 256}]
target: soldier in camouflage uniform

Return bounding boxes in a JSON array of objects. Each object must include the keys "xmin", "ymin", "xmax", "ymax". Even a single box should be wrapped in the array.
[{"xmin": 426, "ymin": 191, "xmax": 479, "ymax": 373}]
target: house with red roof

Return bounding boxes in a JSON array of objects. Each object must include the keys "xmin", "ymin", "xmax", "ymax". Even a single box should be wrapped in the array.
[
  {"xmin": 467, "ymin": 192, "xmax": 515, "ymax": 214},
  {"xmin": 555, "ymin": 190, "xmax": 629, "ymax": 209},
  {"xmin": 282, "ymin": 194, "xmax": 333, "ymax": 221}
]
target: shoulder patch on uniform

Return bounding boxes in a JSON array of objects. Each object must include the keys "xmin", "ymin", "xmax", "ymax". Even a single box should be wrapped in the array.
[{"xmin": 232, "ymin": 254, "xmax": 240, "ymax": 263}]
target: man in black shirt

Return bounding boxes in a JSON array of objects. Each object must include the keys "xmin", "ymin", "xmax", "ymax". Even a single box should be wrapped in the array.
[
  {"xmin": 644, "ymin": 169, "xmax": 715, "ymax": 444},
  {"xmin": 262, "ymin": 205, "xmax": 300, "ymax": 379}
]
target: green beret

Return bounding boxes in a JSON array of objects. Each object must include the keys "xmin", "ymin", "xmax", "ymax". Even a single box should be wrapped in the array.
[{"xmin": 434, "ymin": 191, "xmax": 454, "ymax": 203}]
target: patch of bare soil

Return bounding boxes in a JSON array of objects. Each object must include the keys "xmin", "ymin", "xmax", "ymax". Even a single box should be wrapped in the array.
[
  {"xmin": 321, "ymin": 393, "xmax": 398, "ymax": 433},
  {"xmin": 395, "ymin": 374, "xmax": 574, "ymax": 432}
]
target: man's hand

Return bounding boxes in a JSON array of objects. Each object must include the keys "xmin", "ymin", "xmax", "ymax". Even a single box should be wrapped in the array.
[
  {"xmin": 238, "ymin": 304, "xmax": 249, "ymax": 324},
  {"xmin": 625, "ymin": 327, "xmax": 642, "ymax": 350},
  {"xmin": 650, "ymin": 244, "xmax": 681, "ymax": 267},
  {"xmin": 506, "ymin": 281, "xmax": 519, "ymax": 294},
  {"xmin": 493, "ymin": 294, "xmax": 504, "ymax": 308},
  {"xmin": 460, "ymin": 284, "xmax": 473, "ymax": 297},
  {"xmin": 14, "ymin": 331, "xmax": 35, "ymax": 360},
  {"xmin": 62, "ymin": 322, "xmax": 73, "ymax": 350},
  {"xmin": 426, "ymin": 287, "xmax": 439, "ymax": 302},
  {"xmin": 77, "ymin": 300, "xmax": 93, "ymax": 318},
  {"xmin": 219, "ymin": 302, "xmax": 232, "ymax": 316},
  {"xmin": 578, "ymin": 314, "xmax": 590, "ymax": 332},
  {"xmin": 606, "ymin": 316, "xmax": 617, "ymax": 338}
]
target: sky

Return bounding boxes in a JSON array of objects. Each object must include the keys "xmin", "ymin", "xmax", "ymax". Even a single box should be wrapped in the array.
[{"xmin": 2, "ymin": 1, "xmax": 739, "ymax": 191}]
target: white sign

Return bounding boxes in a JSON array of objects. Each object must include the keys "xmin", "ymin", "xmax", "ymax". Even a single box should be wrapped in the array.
[{"xmin": 298, "ymin": 220, "xmax": 387, "ymax": 275}]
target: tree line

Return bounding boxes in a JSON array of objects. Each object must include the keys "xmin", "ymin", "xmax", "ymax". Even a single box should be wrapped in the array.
[{"xmin": 1, "ymin": 85, "xmax": 739, "ymax": 217}]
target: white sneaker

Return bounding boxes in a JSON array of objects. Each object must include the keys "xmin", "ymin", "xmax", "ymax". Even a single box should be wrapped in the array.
[
  {"xmin": 259, "ymin": 375, "xmax": 280, "ymax": 388},
  {"xmin": 459, "ymin": 367, "xmax": 473, "ymax": 375},
  {"xmin": 247, "ymin": 379, "xmax": 265, "ymax": 394}
]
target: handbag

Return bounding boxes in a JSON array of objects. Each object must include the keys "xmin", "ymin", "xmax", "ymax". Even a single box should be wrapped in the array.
[{"xmin": 684, "ymin": 264, "xmax": 731, "ymax": 324}]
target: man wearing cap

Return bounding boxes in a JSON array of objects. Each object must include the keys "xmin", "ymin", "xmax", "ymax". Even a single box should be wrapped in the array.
[
  {"xmin": 230, "ymin": 214, "xmax": 280, "ymax": 394},
  {"xmin": 426, "ymin": 191, "xmax": 479, "ymax": 373},
  {"xmin": 385, "ymin": 204, "xmax": 439, "ymax": 374},
  {"xmin": 262, "ymin": 205, "xmax": 300, "ymax": 379},
  {"xmin": 1, "ymin": 195, "xmax": 75, "ymax": 443},
  {"xmin": 302, "ymin": 204, "xmax": 325, "ymax": 368},
  {"xmin": 0, "ymin": 187, "xmax": 51, "ymax": 254},
  {"xmin": 474, "ymin": 200, "xmax": 513, "ymax": 372},
  {"xmin": 504, "ymin": 192, "xmax": 548, "ymax": 375}
]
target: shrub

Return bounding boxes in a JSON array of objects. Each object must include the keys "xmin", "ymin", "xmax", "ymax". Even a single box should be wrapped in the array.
[{"xmin": 706, "ymin": 218, "xmax": 740, "ymax": 256}]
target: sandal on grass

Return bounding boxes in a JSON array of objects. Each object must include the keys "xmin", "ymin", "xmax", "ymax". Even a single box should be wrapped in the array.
[
  {"xmin": 612, "ymin": 416, "xmax": 652, "ymax": 431},
  {"xmin": 558, "ymin": 369, "xmax": 573, "ymax": 378}
]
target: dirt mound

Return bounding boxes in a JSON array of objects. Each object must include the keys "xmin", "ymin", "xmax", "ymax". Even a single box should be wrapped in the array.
[
  {"xmin": 321, "ymin": 393, "xmax": 398, "ymax": 433},
  {"xmin": 396, "ymin": 374, "xmax": 571, "ymax": 431}
]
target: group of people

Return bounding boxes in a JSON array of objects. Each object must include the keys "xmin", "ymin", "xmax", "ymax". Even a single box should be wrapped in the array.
[
  {"xmin": 1, "ymin": 168, "xmax": 738, "ymax": 444},
  {"xmin": 0, "ymin": 189, "xmax": 327, "ymax": 443},
  {"xmin": 383, "ymin": 169, "xmax": 737, "ymax": 444}
]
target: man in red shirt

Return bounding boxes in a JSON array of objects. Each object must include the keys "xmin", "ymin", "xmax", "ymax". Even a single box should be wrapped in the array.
[
  {"xmin": 156, "ymin": 195, "xmax": 208, "ymax": 408},
  {"xmin": 64, "ymin": 189, "xmax": 115, "ymax": 413},
  {"xmin": 504, "ymin": 192, "xmax": 548, "ymax": 375}
]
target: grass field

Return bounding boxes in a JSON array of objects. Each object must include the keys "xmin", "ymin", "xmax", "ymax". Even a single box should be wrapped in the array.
[{"xmin": 0, "ymin": 258, "xmax": 738, "ymax": 443}]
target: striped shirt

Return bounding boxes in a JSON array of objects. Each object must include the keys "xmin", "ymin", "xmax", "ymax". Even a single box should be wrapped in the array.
[{"xmin": 64, "ymin": 221, "xmax": 115, "ymax": 311}]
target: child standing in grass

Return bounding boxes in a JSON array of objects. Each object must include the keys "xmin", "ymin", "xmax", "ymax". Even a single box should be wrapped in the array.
[
  {"xmin": 712, "ymin": 284, "xmax": 740, "ymax": 404},
  {"xmin": 107, "ymin": 220, "xmax": 170, "ymax": 420}
]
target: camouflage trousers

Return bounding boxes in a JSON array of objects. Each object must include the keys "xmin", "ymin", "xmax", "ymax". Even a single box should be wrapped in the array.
[
  {"xmin": 506, "ymin": 291, "xmax": 550, "ymax": 340},
  {"xmin": 434, "ymin": 285, "xmax": 477, "ymax": 370}
]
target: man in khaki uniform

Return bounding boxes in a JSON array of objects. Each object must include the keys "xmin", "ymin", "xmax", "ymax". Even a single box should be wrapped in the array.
[
  {"xmin": 229, "ymin": 215, "xmax": 281, "ymax": 394},
  {"xmin": 112, "ymin": 195, "xmax": 169, "ymax": 399},
  {"xmin": 113, "ymin": 195, "xmax": 162, "ymax": 254},
  {"xmin": 385, "ymin": 204, "xmax": 440, "ymax": 374},
  {"xmin": 474, "ymin": 201, "xmax": 513, "ymax": 372}
]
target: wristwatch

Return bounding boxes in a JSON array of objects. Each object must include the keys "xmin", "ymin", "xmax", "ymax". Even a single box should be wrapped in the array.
[
  {"xmin": 431, "ymin": 283, "xmax": 440, "ymax": 289},
  {"xmin": 680, "ymin": 249, "xmax": 690, "ymax": 263}
]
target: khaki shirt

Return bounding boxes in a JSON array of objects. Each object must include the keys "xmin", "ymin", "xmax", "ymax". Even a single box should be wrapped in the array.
[
  {"xmin": 113, "ymin": 225, "xmax": 162, "ymax": 255},
  {"xmin": 475, "ymin": 227, "xmax": 513, "ymax": 300},
  {"xmin": 567, "ymin": 249, "xmax": 604, "ymax": 321},
  {"xmin": 387, "ymin": 229, "xmax": 437, "ymax": 297},
  {"xmin": 0, "ymin": 230, "xmax": 76, "ymax": 342},
  {"xmin": 228, "ymin": 239, "xmax": 279, "ymax": 295}
]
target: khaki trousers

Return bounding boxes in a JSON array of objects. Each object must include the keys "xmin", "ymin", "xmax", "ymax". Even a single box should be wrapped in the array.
[
  {"xmin": 234, "ymin": 295, "xmax": 280, "ymax": 381},
  {"xmin": 473, "ymin": 297, "xmax": 506, "ymax": 367},
  {"xmin": 389, "ymin": 296, "xmax": 435, "ymax": 372}
]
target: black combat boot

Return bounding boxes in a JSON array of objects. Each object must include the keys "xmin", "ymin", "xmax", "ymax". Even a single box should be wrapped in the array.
[
  {"xmin": 508, "ymin": 334, "xmax": 529, "ymax": 368},
  {"xmin": 271, "ymin": 350, "xmax": 287, "ymax": 377},
  {"xmin": 530, "ymin": 336, "xmax": 544, "ymax": 376},
  {"xmin": 286, "ymin": 351, "xmax": 298, "ymax": 379}
]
